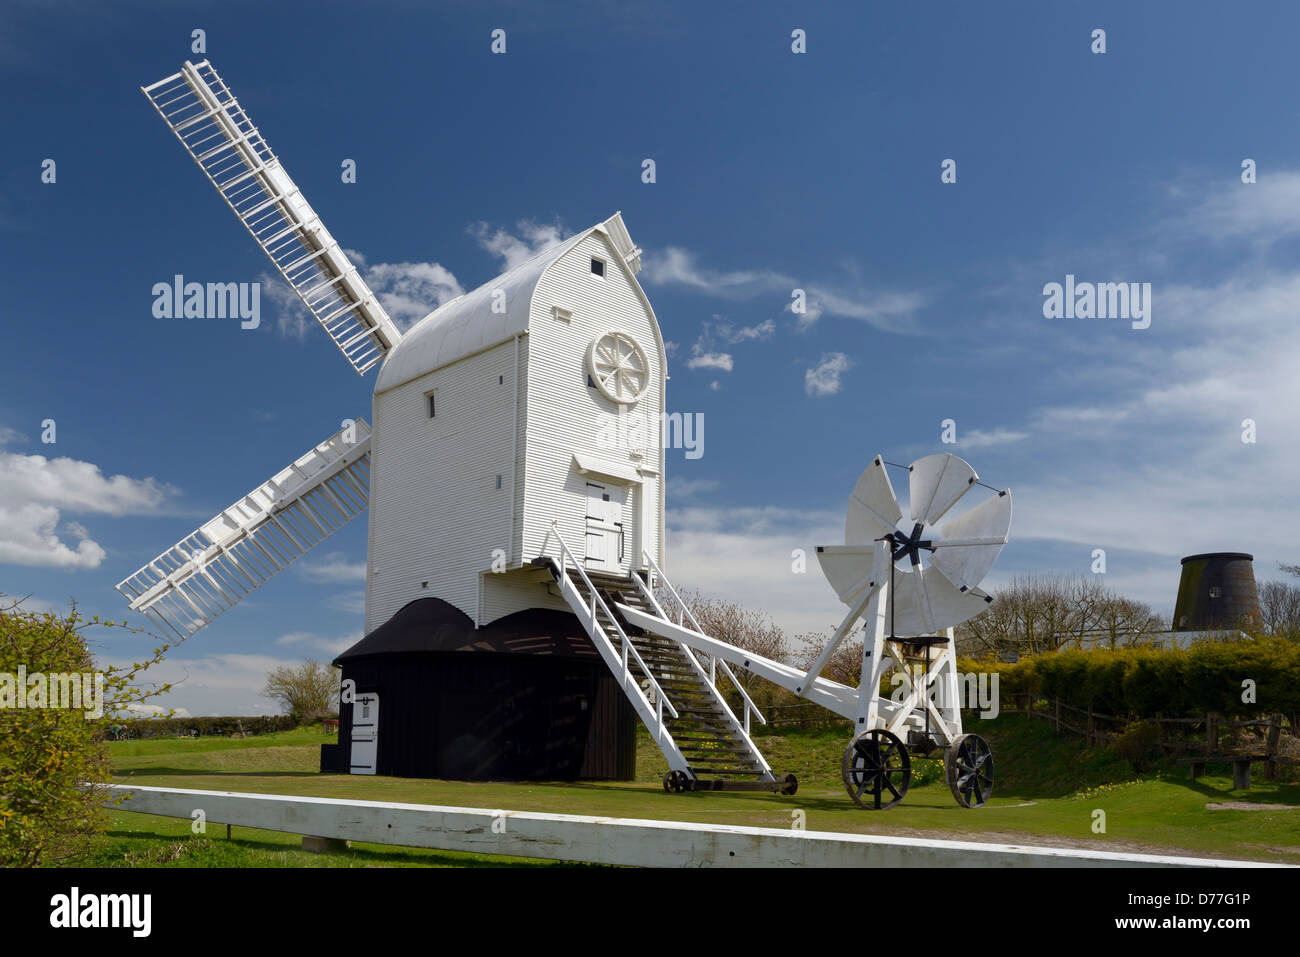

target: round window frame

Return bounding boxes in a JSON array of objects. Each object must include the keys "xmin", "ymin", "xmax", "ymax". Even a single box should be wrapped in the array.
[{"xmin": 586, "ymin": 330, "xmax": 651, "ymax": 405}]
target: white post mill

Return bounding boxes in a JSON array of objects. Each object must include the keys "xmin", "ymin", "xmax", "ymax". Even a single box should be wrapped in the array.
[{"xmin": 119, "ymin": 61, "xmax": 1010, "ymax": 809}]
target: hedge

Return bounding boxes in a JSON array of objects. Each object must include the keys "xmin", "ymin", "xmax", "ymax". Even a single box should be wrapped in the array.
[
  {"xmin": 117, "ymin": 715, "xmax": 297, "ymax": 737},
  {"xmin": 964, "ymin": 636, "xmax": 1300, "ymax": 721}
]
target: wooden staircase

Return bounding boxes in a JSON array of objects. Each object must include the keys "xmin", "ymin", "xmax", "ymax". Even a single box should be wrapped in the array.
[{"xmin": 535, "ymin": 549, "xmax": 781, "ymax": 792}]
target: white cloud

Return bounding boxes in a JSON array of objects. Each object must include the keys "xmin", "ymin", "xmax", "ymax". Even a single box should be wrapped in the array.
[
  {"xmin": 719, "ymin": 319, "xmax": 775, "ymax": 342},
  {"xmin": 688, "ymin": 351, "xmax": 733, "ymax": 372},
  {"xmin": 804, "ymin": 352, "xmax": 852, "ymax": 396},
  {"xmin": 297, "ymin": 552, "xmax": 367, "ymax": 584},
  {"xmin": 641, "ymin": 247, "xmax": 782, "ymax": 295},
  {"xmin": 125, "ymin": 703, "xmax": 191, "ymax": 718},
  {"xmin": 665, "ymin": 504, "xmax": 846, "ymax": 641},
  {"xmin": 985, "ymin": 267, "xmax": 1300, "ymax": 589},
  {"xmin": 331, "ymin": 590, "xmax": 366, "ymax": 614},
  {"xmin": 360, "ymin": 259, "xmax": 465, "ymax": 331},
  {"xmin": 469, "ymin": 219, "xmax": 568, "ymax": 271},
  {"xmin": 112, "ymin": 652, "xmax": 312, "ymax": 717},
  {"xmin": 0, "ymin": 447, "xmax": 173, "ymax": 569},
  {"xmin": 260, "ymin": 272, "xmax": 311, "ymax": 339},
  {"xmin": 667, "ymin": 477, "xmax": 720, "ymax": 500},
  {"xmin": 0, "ymin": 427, "xmax": 27, "ymax": 447},
  {"xmin": 0, "ymin": 504, "xmax": 105, "ymax": 569},
  {"xmin": 1175, "ymin": 170, "xmax": 1300, "ymax": 244},
  {"xmin": 789, "ymin": 287, "xmax": 928, "ymax": 333},
  {"xmin": 274, "ymin": 630, "xmax": 360, "ymax": 656},
  {"xmin": 262, "ymin": 249, "xmax": 465, "ymax": 338},
  {"xmin": 957, "ymin": 428, "xmax": 1029, "ymax": 450},
  {"xmin": 684, "ymin": 317, "xmax": 774, "ymax": 374},
  {"xmin": 642, "ymin": 247, "xmax": 925, "ymax": 333},
  {"xmin": 0, "ymin": 450, "xmax": 171, "ymax": 515}
]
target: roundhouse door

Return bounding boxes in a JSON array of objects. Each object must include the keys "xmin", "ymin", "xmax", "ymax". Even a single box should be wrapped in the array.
[
  {"xmin": 350, "ymin": 692, "xmax": 379, "ymax": 775},
  {"xmin": 584, "ymin": 481, "xmax": 624, "ymax": 573}
]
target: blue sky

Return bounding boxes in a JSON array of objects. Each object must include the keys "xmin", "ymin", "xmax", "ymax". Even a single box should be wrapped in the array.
[{"xmin": 3, "ymin": 1, "xmax": 1300, "ymax": 714}]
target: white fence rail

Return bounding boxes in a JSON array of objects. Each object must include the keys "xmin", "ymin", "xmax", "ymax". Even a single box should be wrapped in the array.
[{"xmin": 105, "ymin": 785, "xmax": 1279, "ymax": 868}]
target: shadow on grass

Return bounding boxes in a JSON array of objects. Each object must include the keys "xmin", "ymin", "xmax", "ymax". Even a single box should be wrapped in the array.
[
  {"xmin": 114, "ymin": 767, "xmax": 318, "ymax": 779},
  {"xmin": 1153, "ymin": 771, "xmax": 1300, "ymax": 805},
  {"xmin": 74, "ymin": 829, "xmax": 587, "ymax": 868}
]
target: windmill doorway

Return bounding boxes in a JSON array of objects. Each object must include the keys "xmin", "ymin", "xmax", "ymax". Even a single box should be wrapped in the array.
[
  {"xmin": 584, "ymin": 481, "xmax": 625, "ymax": 573},
  {"xmin": 349, "ymin": 692, "xmax": 379, "ymax": 775}
]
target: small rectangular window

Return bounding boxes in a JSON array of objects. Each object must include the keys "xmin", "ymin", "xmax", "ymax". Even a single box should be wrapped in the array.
[
  {"xmin": 590, "ymin": 257, "xmax": 605, "ymax": 277},
  {"xmin": 496, "ymin": 475, "xmax": 503, "ymax": 489},
  {"xmin": 427, "ymin": 392, "xmax": 436, "ymax": 418}
]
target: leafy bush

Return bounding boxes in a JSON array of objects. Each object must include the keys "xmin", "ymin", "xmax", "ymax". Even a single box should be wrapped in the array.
[
  {"xmin": 0, "ymin": 598, "xmax": 172, "ymax": 867},
  {"xmin": 1111, "ymin": 720, "xmax": 1162, "ymax": 772}
]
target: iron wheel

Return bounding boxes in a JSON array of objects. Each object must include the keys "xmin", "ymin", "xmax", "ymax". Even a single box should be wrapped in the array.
[
  {"xmin": 842, "ymin": 729, "xmax": 911, "ymax": 810},
  {"xmin": 945, "ymin": 733, "xmax": 994, "ymax": 808}
]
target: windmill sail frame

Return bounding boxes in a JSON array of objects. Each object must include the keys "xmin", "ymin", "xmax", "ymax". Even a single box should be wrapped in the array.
[
  {"xmin": 142, "ymin": 60, "xmax": 401, "ymax": 375},
  {"xmin": 116, "ymin": 420, "xmax": 373, "ymax": 640}
]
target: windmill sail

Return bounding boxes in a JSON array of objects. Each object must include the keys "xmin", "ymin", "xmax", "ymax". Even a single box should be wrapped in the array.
[
  {"xmin": 142, "ymin": 61, "xmax": 401, "ymax": 375},
  {"xmin": 116, "ymin": 420, "xmax": 373, "ymax": 639}
]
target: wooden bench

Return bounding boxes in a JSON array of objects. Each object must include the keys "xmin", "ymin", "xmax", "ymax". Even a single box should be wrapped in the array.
[{"xmin": 1177, "ymin": 754, "xmax": 1281, "ymax": 790}]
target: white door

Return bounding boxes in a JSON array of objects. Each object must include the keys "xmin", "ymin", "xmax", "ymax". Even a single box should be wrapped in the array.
[
  {"xmin": 350, "ymin": 692, "xmax": 379, "ymax": 775},
  {"xmin": 584, "ymin": 481, "xmax": 625, "ymax": 573}
]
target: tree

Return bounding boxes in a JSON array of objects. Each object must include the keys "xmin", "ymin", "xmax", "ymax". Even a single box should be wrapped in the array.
[
  {"xmin": 655, "ymin": 589, "xmax": 792, "ymax": 717},
  {"xmin": 1258, "ymin": 580, "xmax": 1300, "ymax": 639},
  {"xmin": 0, "ymin": 596, "xmax": 174, "ymax": 867},
  {"xmin": 261, "ymin": 659, "xmax": 339, "ymax": 723},
  {"xmin": 957, "ymin": 574, "xmax": 1165, "ymax": 660},
  {"xmin": 791, "ymin": 632, "xmax": 864, "ymax": 687}
]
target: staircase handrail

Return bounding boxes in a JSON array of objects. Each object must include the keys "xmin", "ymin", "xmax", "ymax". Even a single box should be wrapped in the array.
[
  {"xmin": 640, "ymin": 550, "xmax": 766, "ymax": 730},
  {"xmin": 543, "ymin": 525, "xmax": 679, "ymax": 721}
]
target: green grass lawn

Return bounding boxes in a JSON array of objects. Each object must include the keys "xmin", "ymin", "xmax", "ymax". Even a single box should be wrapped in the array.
[{"xmin": 82, "ymin": 717, "xmax": 1300, "ymax": 867}]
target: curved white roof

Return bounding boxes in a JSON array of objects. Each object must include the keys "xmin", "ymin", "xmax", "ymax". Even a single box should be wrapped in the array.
[{"xmin": 375, "ymin": 214, "xmax": 641, "ymax": 394}]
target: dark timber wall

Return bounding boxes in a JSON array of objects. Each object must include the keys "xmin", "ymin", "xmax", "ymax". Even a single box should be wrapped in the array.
[{"xmin": 326, "ymin": 599, "xmax": 637, "ymax": 780}]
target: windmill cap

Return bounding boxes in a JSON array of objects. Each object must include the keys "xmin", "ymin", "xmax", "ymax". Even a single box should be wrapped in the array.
[{"xmin": 1180, "ymin": 552, "xmax": 1254, "ymax": 565}]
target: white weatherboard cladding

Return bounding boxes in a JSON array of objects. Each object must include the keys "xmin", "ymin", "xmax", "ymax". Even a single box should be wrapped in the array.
[
  {"xmin": 524, "ymin": 232, "xmax": 665, "ymax": 574},
  {"xmin": 480, "ymin": 566, "xmax": 566, "ymax": 623},
  {"xmin": 365, "ymin": 339, "xmax": 524, "ymax": 632}
]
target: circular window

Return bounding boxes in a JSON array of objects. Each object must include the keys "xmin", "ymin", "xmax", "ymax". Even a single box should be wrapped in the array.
[{"xmin": 587, "ymin": 331, "xmax": 650, "ymax": 404}]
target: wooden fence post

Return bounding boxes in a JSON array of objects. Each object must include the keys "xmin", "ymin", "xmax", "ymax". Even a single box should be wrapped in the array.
[
  {"xmin": 1265, "ymin": 713, "xmax": 1282, "ymax": 781},
  {"xmin": 1205, "ymin": 712, "xmax": 1219, "ymax": 754},
  {"xmin": 1086, "ymin": 710, "xmax": 1095, "ymax": 748},
  {"xmin": 1055, "ymin": 698, "xmax": 1061, "ymax": 736}
]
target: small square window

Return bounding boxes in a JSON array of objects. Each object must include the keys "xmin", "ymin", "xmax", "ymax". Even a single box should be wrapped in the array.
[
  {"xmin": 590, "ymin": 257, "xmax": 605, "ymax": 277},
  {"xmin": 427, "ymin": 392, "xmax": 436, "ymax": 417},
  {"xmin": 1209, "ymin": 586, "xmax": 1222, "ymax": 599}
]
